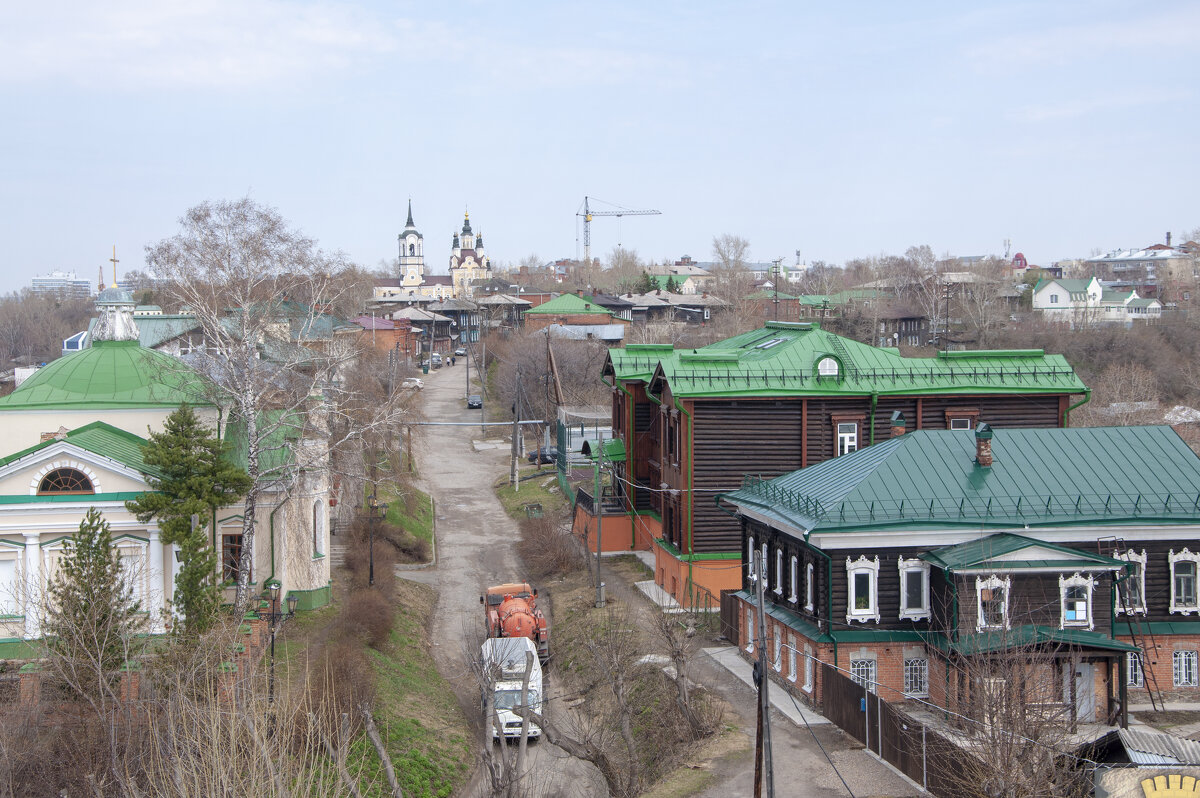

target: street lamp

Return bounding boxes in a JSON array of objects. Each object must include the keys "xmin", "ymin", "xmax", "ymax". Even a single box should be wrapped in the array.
[
  {"xmin": 367, "ymin": 493, "xmax": 389, "ymax": 587},
  {"xmin": 263, "ymin": 580, "xmax": 298, "ymax": 705}
]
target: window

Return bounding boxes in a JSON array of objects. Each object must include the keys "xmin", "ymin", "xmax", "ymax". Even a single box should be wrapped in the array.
[
  {"xmin": 977, "ymin": 575, "xmax": 1010, "ymax": 630},
  {"xmin": 761, "ymin": 543, "xmax": 769, "ymax": 591},
  {"xmin": 803, "ymin": 645, "xmax": 814, "ymax": 692},
  {"xmin": 0, "ymin": 556, "xmax": 19, "ymax": 616},
  {"xmin": 817, "ymin": 357, "xmax": 839, "ymax": 378},
  {"xmin": 1059, "ymin": 573, "xmax": 1095, "ymax": 630},
  {"xmin": 898, "ymin": 558, "xmax": 930, "ymax": 621},
  {"xmin": 789, "ymin": 556, "xmax": 798, "ymax": 603},
  {"xmin": 1127, "ymin": 652, "xmax": 1144, "ymax": 688},
  {"xmin": 774, "ymin": 548, "xmax": 783, "ymax": 596},
  {"xmin": 116, "ymin": 542, "xmax": 146, "ymax": 603},
  {"xmin": 806, "ymin": 562, "xmax": 814, "ymax": 612},
  {"xmin": 846, "ymin": 556, "xmax": 880, "ymax": 623},
  {"xmin": 837, "ymin": 423, "xmax": 858, "ymax": 456},
  {"xmin": 1174, "ymin": 651, "xmax": 1198, "ymax": 687},
  {"xmin": 1116, "ymin": 550, "xmax": 1147, "ymax": 614},
  {"xmin": 222, "ymin": 533, "xmax": 243, "ymax": 583},
  {"xmin": 745, "ymin": 607, "xmax": 755, "ymax": 653},
  {"xmin": 37, "ymin": 467, "xmax": 94, "ymax": 495},
  {"xmin": 944, "ymin": 407, "xmax": 979, "ymax": 431},
  {"xmin": 1050, "ymin": 293, "xmax": 1059, "ymax": 304},
  {"xmin": 1170, "ymin": 549, "xmax": 1200, "ymax": 614},
  {"xmin": 904, "ymin": 658, "xmax": 929, "ymax": 697},
  {"xmin": 747, "ymin": 535, "xmax": 756, "ymax": 581},
  {"xmin": 850, "ymin": 658, "xmax": 877, "ymax": 693},
  {"xmin": 949, "ymin": 418, "xmax": 971, "ymax": 430},
  {"xmin": 788, "ymin": 634, "xmax": 797, "ymax": 681},
  {"xmin": 312, "ymin": 499, "xmax": 325, "ymax": 556},
  {"xmin": 773, "ymin": 630, "xmax": 782, "ymax": 672}
]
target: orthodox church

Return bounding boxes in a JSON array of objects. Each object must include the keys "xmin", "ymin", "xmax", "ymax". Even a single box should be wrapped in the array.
[
  {"xmin": 0, "ymin": 289, "xmax": 332, "ymax": 657},
  {"xmin": 449, "ymin": 211, "xmax": 492, "ymax": 298},
  {"xmin": 398, "ymin": 200, "xmax": 426, "ymax": 289}
]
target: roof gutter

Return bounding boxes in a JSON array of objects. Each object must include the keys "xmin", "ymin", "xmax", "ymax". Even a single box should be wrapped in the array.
[{"xmin": 1064, "ymin": 389, "xmax": 1091, "ymax": 427}]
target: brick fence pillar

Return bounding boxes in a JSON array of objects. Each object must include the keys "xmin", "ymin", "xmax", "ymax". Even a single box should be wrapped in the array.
[{"xmin": 18, "ymin": 665, "xmax": 40, "ymax": 706}]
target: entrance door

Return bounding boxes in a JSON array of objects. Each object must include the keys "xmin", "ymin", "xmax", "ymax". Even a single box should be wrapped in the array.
[{"xmin": 1064, "ymin": 662, "xmax": 1096, "ymax": 722}]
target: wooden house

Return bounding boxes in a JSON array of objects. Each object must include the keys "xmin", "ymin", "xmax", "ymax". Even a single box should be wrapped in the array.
[
  {"xmin": 719, "ymin": 425, "xmax": 1200, "ymax": 729},
  {"xmin": 598, "ymin": 321, "xmax": 1088, "ymax": 607}
]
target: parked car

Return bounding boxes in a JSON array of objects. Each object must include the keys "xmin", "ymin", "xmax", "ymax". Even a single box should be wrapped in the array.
[
  {"xmin": 402, "ymin": 378, "xmax": 424, "ymax": 390},
  {"xmin": 467, "ymin": 394, "xmax": 483, "ymax": 409},
  {"xmin": 455, "ymin": 347, "xmax": 467, "ymax": 356},
  {"xmin": 526, "ymin": 446, "xmax": 558, "ymax": 465}
]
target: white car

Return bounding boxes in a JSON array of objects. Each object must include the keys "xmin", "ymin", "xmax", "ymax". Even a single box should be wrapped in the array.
[{"xmin": 401, "ymin": 378, "xmax": 424, "ymax": 390}]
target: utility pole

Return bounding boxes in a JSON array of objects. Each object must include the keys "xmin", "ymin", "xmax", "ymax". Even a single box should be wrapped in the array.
[
  {"xmin": 594, "ymin": 448, "xmax": 605, "ymax": 608},
  {"xmin": 753, "ymin": 549, "xmax": 775, "ymax": 798},
  {"xmin": 510, "ymin": 367, "xmax": 521, "ymax": 491}
]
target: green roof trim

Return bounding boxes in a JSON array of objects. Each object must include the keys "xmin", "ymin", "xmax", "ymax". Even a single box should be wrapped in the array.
[
  {"xmin": 0, "ymin": 421, "xmax": 160, "ymax": 478},
  {"xmin": 722, "ymin": 426, "xmax": 1200, "ymax": 535},
  {"xmin": 0, "ymin": 491, "xmax": 147, "ymax": 505},
  {"xmin": 938, "ymin": 625, "xmax": 1138, "ymax": 656},
  {"xmin": 523, "ymin": 293, "xmax": 614, "ymax": 316},
  {"xmin": 0, "ymin": 340, "xmax": 213, "ymax": 410},
  {"xmin": 922, "ymin": 533, "xmax": 1125, "ymax": 572},
  {"xmin": 580, "ymin": 438, "xmax": 626, "ymax": 461}
]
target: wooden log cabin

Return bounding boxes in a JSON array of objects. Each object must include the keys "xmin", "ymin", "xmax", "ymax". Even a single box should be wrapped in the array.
[
  {"xmin": 718, "ymin": 424, "xmax": 1200, "ymax": 731},
  {"xmin": 599, "ymin": 321, "xmax": 1088, "ymax": 607}
]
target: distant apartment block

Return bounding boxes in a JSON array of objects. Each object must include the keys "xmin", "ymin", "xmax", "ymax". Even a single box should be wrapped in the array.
[{"xmin": 30, "ymin": 270, "xmax": 92, "ymax": 297}]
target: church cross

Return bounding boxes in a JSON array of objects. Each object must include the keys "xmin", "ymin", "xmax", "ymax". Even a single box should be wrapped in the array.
[{"xmin": 109, "ymin": 245, "xmax": 119, "ymax": 285}]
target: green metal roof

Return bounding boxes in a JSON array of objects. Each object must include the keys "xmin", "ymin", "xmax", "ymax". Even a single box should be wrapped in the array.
[
  {"xmin": 641, "ymin": 321, "xmax": 1084, "ymax": 399},
  {"xmin": 938, "ymin": 625, "xmax": 1139, "ymax": 656},
  {"xmin": 604, "ymin": 344, "xmax": 677, "ymax": 384},
  {"xmin": 523, "ymin": 293, "xmax": 613, "ymax": 316},
  {"xmin": 746, "ymin": 290, "xmax": 800, "ymax": 301},
  {"xmin": 921, "ymin": 533, "xmax": 1124, "ymax": 572},
  {"xmin": 0, "ymin": 421, "xmax": 160, "ymax": 477},
  {"xmin": 0, "ymin": 341, "xmax": 213, "ymax": 410},
  {"xmin": 721, "ymin": 426, "xmax": 1200, "ymax": 535},
  {"xmin": 580, "ymin": 438, "xmax": 626, "ymax": 461}
]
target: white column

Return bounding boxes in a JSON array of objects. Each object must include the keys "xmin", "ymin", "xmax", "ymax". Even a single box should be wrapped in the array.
[
  {"xmin": 148, "ymin": 529, "xmax": 164, "ymax": 634},
  {"xmin": 23, "ymin": 532, "xmax": 40, "ymax": 640}
]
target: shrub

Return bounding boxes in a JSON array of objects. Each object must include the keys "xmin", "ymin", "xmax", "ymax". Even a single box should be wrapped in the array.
[
  {"xmin": 517, "ymin": 516, "xmax": 586, "ymax": 579},
  {"xmin": 344, "ymin": 589, "xmax": 394, "ymax": 650}
]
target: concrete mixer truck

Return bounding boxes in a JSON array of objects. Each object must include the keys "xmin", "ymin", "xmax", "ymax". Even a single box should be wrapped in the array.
[{"xmin": 480, "ymin": 582, "xmax": 550, "ymax": 663}]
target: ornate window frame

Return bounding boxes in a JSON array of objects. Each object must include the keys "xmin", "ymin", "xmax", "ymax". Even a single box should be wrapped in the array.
[
  {"xmin": 846, "ymin": 555, "xmax": 880, "ymax": 624},
  {"xmin": 789, "ymin": 556, "xmax": 798, "ymax": 603},
  {"xmin": 747, "ymin": 535, "xmax": 756, "ymax": 582},
  {"xmin": 805, "ymin": 562, "xmax": 814, "ymax": 612},
  {"xmin": 903, "ymin": 657, "xmax": 929, "ymax": 698},
  {"xmin": 774, "ymin": 548, "xmax": 783, "ymax": 596},
  {"xmin": 1115, "ymin": 550, "xmax": 1147, "ymax": 615},
  {"xmin": 898, "ymin": 557, "xmax": 931, "ymax": 621},
  {"xmin": 976, "ymin": 574, "xmax": 1011, "ymax": 631},
  {"xmin": 1059, "ymin": 572, "xmax": 1095, "ymax": 630},
  {"xmin": 1170, "ymin": 549, "xmax": 1200, "ymax": 615},
  {"xmin": 803, "ymin": 644, "xmax": 814, "ymax": 693}
]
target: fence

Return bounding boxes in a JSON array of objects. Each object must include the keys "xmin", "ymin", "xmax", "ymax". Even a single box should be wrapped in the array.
[
  {"xmin": 820, "ymin": 663, "xmax": 980, "ymax": 798},
  {"xmin": 719, "ymin": 589, "xmax": 740, "ymax": 648}
]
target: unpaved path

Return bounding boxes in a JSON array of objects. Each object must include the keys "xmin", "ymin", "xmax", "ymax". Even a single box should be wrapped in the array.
[{"xmin": 400, "ymin": 363, "xmax": 607, "ymax": 797}]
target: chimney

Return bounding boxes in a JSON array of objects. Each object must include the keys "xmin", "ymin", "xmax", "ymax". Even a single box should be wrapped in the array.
[
  {"xmin": 1167, "ymin": 232, "xmax": 1173, "ymax": 247},
  {"xmin": 975, "ymin": 422, "xmax": 993, "ymax": 467},
  {"xmin": 577, "ymin": 289, "xmax": 583, "ymax": 297},
  {"xmin": 890, "ymin": 411, "xmax": 906, "ymax": 437}
]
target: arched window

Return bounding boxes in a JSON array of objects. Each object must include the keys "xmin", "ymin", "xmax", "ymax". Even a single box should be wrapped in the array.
[
  {"xmin": 38, "ymin": 468, "xmax": 94, "ymax": 495},
  {"xmin": 312, "ymin": 499, "xmax": 325, "ymax": 556}
]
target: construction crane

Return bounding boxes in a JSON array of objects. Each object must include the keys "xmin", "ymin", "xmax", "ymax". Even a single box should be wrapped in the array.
[{"xmin": 576, "ymin": 196, "xmax": 661, "ymax": 266}]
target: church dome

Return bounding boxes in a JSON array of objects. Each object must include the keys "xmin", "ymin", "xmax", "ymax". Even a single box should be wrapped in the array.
[
  {"xmin": 0, "ymin": 340, "xmax": 213, "ymax": 410},
  {"xmin": 96, "ymin": 286, "xmax": 135, "ymax": 305}
]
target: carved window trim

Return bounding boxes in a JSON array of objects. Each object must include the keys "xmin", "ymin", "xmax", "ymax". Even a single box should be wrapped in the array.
[
  {"xmin": 846, "ymin": 555, "xmax": 880, "ymax": 624},
  {"xmin": 1170, "ymin": 549, "xmax": 1200, "ymax": 615},
  {"xmin": 898, "ymin": 557, "xmax": 931, "ymax": 621},
  {"xmin": 976, "ymin": 574, "xmax": 1011, "ymax": 631},
  {"xmin": 1059, "ymin": 572, "xmax": 1095, "ymax": 630}
]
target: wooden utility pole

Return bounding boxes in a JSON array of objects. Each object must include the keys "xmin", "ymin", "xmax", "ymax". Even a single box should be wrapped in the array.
[
  {"xmin": 594, "ymin": 447, "xmax": 605, "ymax": 608},
  {"xmin": 753, "ymin": 549, "xmax": 775, "ymax": 798},
  {"xmin": 510, "ymin": 367, "xmax": 521, "ymax": 491}
]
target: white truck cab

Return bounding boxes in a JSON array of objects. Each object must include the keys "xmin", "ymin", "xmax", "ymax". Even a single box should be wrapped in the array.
[{"xmin": 482, "ymin": 637, "xmax": 543, "ymax": 740}]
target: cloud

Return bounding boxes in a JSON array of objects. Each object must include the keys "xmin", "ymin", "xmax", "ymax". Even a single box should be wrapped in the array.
[
  {"xmin": 0, "ymin": 0, "xmax": 400, "ymax": 89},
  {"xmin": 1010, "ymin": 86, "xmax": 1188, "ymax": 123}
]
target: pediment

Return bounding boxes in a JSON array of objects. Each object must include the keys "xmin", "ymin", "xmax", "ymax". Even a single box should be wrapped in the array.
[{"xmin": 0, "ymin": 440, "xmax": 151, "ymax": 496}]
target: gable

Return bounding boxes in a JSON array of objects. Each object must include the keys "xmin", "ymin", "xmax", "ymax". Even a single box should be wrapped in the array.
[{"xmin": 0, "ymin": 438, "xmax": 153, "ymax": 497}]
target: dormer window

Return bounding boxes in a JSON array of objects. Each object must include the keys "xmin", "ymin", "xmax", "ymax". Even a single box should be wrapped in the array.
[{"xmin": 817, "ymin": 357, "xmax": 839, "ymax": 378}]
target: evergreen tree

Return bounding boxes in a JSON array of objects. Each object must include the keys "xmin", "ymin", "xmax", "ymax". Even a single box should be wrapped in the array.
[
  {"xmin": 126, "ymin": 404, "xmax": 252, "ymax": 635},
  {"xmin": 43, "ymin": 507, "xmax": 145, "ymax": 699},
  {"xmin": 665, "ymin": 275, "xmax": 679, "ymax": 293},
  {"xmin": 636, "ymin": 271, "xmax": 656, "ymax": 294}
]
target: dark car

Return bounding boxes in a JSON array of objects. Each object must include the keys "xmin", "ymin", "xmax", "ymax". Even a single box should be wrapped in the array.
[
  {"xmin": 467, "ymin": 394, "xmax": 483, "ymax": 409},
  {"xmin": 526, "ymin": 446, "xmax": 558, "ymax": 465}
]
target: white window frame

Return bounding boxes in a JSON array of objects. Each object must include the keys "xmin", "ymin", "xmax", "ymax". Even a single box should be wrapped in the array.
[
  {"xmin": 0, "ymin": 546, "xmax": 23, "ymax": 617},
  {"xmin": 1127, "ymin": 651, "xmax": 1144, "ymax": 688},
  {"xmin": 846, "ymin": 555, "xmax": 880, "ymax": 624},
  {"xmin": 787, "ymin": 634, "xmax": 797, "ymax": 681},
  {"xmin": 745, "ymin": 607, "xmax": 754, "ymax": 653},
  {"xmin": 949, "ymin": 417, "xmax": 972, "ymax": 430},
  {"xmin": 898, "ymin": 558, "xmax": 931, "ymax": 621},
  {"xmin": 817, "ymin": 357, "xmax": 839, "ymax": 377},
  {"xmin": 903, "ymin": 657, "xmax": 929, "ymax": 697},
  {"xmin": 803, "ymin": 644, "xmax": 814, "ymax": 693},
  {"xmin": 1115, "ymin": 550, "xmax": 1147, "ymax": 615},
  {"xmin": 1174, "ymin": 650, "xmax": 1199, "ymax": 687},
  {"xmin": 1170, "ymin": 549, "xmax": 1200, "ymax": 614},
  {"xmin": 774, "ymin": 548, "xmax": 783, "ymax": 596},
  {"xmin": 747, "ymin": 535, "xmax": 756, "ymax": 582},
  {"xmin": 836, "ymin": 423, "xmax": 858, "ymax": 456},
  {"xmin": 789, "ymin": 556, "xmax": 798, "ymax": 603},
  {"xmin": 773, "ymin": 628, "xmax": 782, "ymax": 672},
  {"xmin": 805, "ymin": 562, "xmax": 814, "ymax": 612},
  {"xmin": 976, "ymin": 574, "xmax": 1011, "ymax": 631},
  {"xmin": 761, "ymin": 543, "xmax": 769, "ymax": 591},
  {"xmin": 1059, "ymin": 572, "xmax": 1095, "ymax": 630},
  {"xmin": 850, "ymin": 658, "xmax": 877, "ymax": 693}
]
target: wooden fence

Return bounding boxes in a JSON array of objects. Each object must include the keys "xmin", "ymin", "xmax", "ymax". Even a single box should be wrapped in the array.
[{"xmin": 820, "ymin": 663, "xmax": 981, "ymax": 798}]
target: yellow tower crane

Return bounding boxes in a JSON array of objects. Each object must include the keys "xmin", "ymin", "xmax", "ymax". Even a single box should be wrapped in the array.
[{"xmin": 576, "ymin": 196, "xmax": 661, "ymax": 265}]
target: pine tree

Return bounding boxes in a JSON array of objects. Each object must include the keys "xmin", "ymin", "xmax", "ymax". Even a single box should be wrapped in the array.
[
  {"xmin": 126, "ymin": 404, "xmax": 252, "ymax": 636},
  {"xmin": 43, "ymin": 507, "xmax": 145, "ymax": 700},
  {"xmin": 665, "ymin": 275, "xmax": 679, "ymax": 293},
  {"xmin": 636, "ymin": 271, "xmax": 656, "ymax": 294}
]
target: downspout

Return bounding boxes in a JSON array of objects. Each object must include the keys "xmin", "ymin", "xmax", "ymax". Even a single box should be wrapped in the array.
[
  {"xmin": 1063, "ymin": 389, "xmax": 1091, "ymax": 427},
  {"xmin": 262, "ymin": 483, "xmax": 295, "ymax": 598},
  {"xmin": 617, "ymin": 380, "xmax": 636, "ymax": 547},
  {"xmin": 803, "ymin": 528, "xmax": 837, "ymax": 668},
  {"xmin": 868, "ymin": 392, "xmax": 878, "ymax": 446},
  {"xmin": 947, "ymin": 567, "xmax": 957, "ymax": 720}
]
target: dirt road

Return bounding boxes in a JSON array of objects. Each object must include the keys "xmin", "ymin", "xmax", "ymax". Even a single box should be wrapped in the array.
[{"xmin": 400, "ymin": 363, "xmax": 607, "ymax": 797}]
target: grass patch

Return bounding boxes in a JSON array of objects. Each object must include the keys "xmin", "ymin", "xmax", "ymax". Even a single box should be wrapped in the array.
[
  {"xmin": 494, "ymin": 472, "xmax": 570, "ymax": 521},
  {"xmin": 363, "ymin": 482, "xmax": 435, "ymax": 545}
]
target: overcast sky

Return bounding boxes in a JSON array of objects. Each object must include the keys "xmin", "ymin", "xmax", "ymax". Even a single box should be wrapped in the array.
[{"xmin": 1, "ymin": 1, "xmax": 1196, "ymax": 292}]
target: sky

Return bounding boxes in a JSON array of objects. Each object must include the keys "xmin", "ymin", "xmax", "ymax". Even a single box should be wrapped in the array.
[{"xmin": 1, "ymin": 1, "xmax": 1197, "ymax": 293}]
